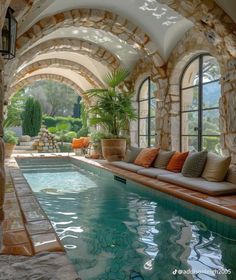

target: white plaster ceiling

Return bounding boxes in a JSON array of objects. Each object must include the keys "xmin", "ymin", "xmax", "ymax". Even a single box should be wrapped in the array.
[
  {"xmin": 17, "ymin": 52, "xmax": 109, "ymax": 84},
  {"xmin": 18, "ymin": 0, "xmax": 193, "ymax": 61},
  {"xmin": 15, "ymin": 67, "xmax": 93, "ymax": 92},
  {"xmin": 28, "ymin": 27, "xmax": 139, "ymax": 70}
]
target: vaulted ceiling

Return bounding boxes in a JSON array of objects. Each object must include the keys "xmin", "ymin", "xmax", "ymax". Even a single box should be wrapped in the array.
[{"xmin": 6, "ymin": 0, "xmax": 235, "ymax": 98}]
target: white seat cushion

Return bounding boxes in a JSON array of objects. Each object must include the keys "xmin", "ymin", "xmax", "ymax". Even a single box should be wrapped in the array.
[
  {"xmin": 137, "ymin": 168, "xmax": 173, "ymax": 178},
  {"xmin": 158, "ymin": 173, "xmax": 236, "ymax": 196},
  {"xmin": 109, "ymin": 161, "xmax": 144, "ymax": 172}
]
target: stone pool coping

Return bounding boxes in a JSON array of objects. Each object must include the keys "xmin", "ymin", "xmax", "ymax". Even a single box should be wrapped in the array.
[
  {"xmin": 72, "ymin": 156, "xmax": 236, "ymax": 220},
  {"xmin": 1, "ymin": 156, "xmax": 79, "ymax": 279}
]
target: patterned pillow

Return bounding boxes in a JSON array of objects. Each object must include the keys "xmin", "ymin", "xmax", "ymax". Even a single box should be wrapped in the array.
[
  {"xmin": 153, "ymin": 150, "xmax": 175, "ymax": 169},
  {"xmin": 182, "ymin": 150, "xmax": 208, "ymax": 177},
  {"xmin": 123, "ymin": 147, "xmax": 143, "ymax": 163},
  {"xmin": 202, "ymin": 153, "xmax": 231, "ymax": 182},
  {"xmin": 166, "ymin": 151, "xmax": 189, "ymax": 173},
  {"xmin": 134, "ymin": 148, "xmax": 159, "ymax": 168}
]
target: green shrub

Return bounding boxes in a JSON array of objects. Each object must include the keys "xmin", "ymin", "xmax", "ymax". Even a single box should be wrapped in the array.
[
  {"xmin": 48, "ymin": 127, "xmax": 58, "ymax": 134},
  {"xmin": 42, "ymin": 115, "xmax": 82, "ymax": 132},
  {"xmin": 3, "ymin": 130, "xmax": 18, "ymax": 145},
  {"xmin": 22, "ymin": 97, "xmax": 42, "ymax": 136},
  {"xmin": 89, "ymin": 131, "xmax": 107, "ymax": 143},
  {"xmin": 77, "ymin": 127, "xmax": 89, "ymax": 138},
  {"xmin": 56, "ymin": 121, "xmax": 71, "ymax": 132},
  {"xmin": 65, "ymin": 131, "xmax": 77, "ymax": 142}
]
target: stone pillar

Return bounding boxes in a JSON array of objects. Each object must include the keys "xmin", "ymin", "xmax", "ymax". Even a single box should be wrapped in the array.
[
  {"xmin": 0, "ymin": 58, "xmax": 5, "ymax": 221},
  {"xmin": 0, "ymin": 0, "xmax": 11, "ymax": 221}
]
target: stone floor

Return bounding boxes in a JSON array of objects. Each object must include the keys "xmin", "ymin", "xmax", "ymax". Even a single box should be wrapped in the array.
[
  {"xmin": 0, "ymin": 252, "xmax": 80, "ymax": 280},
  {"xmin": 0, "ymin": 156, "xmax": 79, "ymax": 280}
]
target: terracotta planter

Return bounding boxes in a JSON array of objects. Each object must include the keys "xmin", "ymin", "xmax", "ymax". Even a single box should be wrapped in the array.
[
  {"xmin": 101, "ymin": 139, "xmax": 126, "ymax": 161},
  {"xmin": 4, "ymin": 143, "xmax": 16, "ymax": 158}
]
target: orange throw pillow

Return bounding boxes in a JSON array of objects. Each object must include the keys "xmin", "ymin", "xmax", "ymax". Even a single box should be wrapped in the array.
[
  {"xmin": 81, "ymin": 137, "xmax": 90, "ymax": 148},
  {"xmin": 72, "ymin": 138, "xmax": 84, "ymax": 149},
  {"xmin": 134, "ymin": 148, "xmax": 159, "ymax": 168},
  {"xmin": 166, "ymin": 151, "xmax": 189, "ymax": 173}
]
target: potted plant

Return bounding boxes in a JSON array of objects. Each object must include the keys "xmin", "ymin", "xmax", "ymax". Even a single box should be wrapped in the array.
[
  {"xmin": 85, "ymin": 68, "xmax": 137, "ymax": 161},
  {"xmin": 3, "ymin": 130, "xmax": 18, "ymax": 158}
]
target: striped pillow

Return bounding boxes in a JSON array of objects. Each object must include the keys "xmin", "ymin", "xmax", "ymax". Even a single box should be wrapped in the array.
[{"xmin": 182, "ymin": 150, "xmax": 208, "ymax": 177}]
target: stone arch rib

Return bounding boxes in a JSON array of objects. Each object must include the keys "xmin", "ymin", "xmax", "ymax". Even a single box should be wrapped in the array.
[
  {"xmin": 18, "ymin": 38, "xmax": 121, "ymax": 71},
  {"xmin": 13, "ymin": 58, "xmax": 104, "ymax": 88},
  {"xmin": 16, "ymin": 8, "xmax": 162, "ymax": 61}
]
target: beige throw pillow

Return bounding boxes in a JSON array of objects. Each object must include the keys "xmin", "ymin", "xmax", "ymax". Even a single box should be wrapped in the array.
[
  {"xmin": 202, "ymin": 153, "xmax": 231, "ymax": 182},
  {"xmin": 226, "ymin": 165, "xmax": 236, "ymax": 184}
]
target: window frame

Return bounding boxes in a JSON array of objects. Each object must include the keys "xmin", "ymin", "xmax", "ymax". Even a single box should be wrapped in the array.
[
  {"xmin": 180, "ymin": 53, "xmax": 220, "ymax": 152},
  {"xmin": 138, "ymin": 77, "xmax": 156, "ymax": 147}
]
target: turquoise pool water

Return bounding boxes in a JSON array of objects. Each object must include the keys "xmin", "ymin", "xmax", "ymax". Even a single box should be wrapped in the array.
[{"xmin": 18, "ymin": 158, "xmax": 236, "ymax": 280}]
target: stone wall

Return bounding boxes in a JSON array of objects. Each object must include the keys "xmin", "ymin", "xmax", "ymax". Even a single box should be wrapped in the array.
[
  {"xmin": 160, "ymin": 0, "xmax": 236, "ymax": 160},
  {"xmin": 128, "ymin": 1, "xmax": 236, "ymax": 158}
]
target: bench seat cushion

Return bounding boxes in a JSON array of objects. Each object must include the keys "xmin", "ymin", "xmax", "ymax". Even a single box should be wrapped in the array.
[
  {"xmin": 158, "ymin": 173, "xmax": 236, "ymax": 196},
  {"xmin": 110, "ymin": 161, "xmax": 144, "ymax": 172},
  {"xmin": 137, "ymin": 168, "xmax": 173, "ymax": 178}
]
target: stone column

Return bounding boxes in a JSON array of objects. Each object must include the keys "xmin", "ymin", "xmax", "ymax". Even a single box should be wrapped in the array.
[
  {"xmin": 0, "ymin": 57, "xmax": 5, "ymax": 221},
  {"xmin": 0, "ymin": 0, "xmax": 11, "ymax": 221}
]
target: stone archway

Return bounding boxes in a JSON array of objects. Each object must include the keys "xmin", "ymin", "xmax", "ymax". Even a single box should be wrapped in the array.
[
  {"xmin": 7, "ymin": 73, "xmax": 90, "ymax": 105},
  {"xmin": 12, "ymin": 58, "xmax": 104, "ymax": 88}
]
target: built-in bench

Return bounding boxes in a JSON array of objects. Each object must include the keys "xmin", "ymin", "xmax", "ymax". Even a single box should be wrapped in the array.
[{"xmin": 109, "ymin": 161, "xmax": 236, "ymax": 196}]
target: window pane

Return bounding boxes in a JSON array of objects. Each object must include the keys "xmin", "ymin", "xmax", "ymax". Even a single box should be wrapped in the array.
[
  {"xmin": 150, "ymin": 98, "xmax": 156, "ymax": 117},
  {"xmin": 181, "ymin": 136, "xmax": 198, "ymax": 152},
  {"xmin": 139, "ymin": 79, "xmax": 149, "ymax": 100},
  {"xmin": 150, "ymin": 117, "xmax": 156, "ymax": 135},
  {"xmin": 202, "ymin": 136, "xmax": 221, "ymax": 154},
  {"xmin": 181, "ymin": 87, "xmax": 198, "ymax": 111},
  {"xmin": 181, "ymin": 112, "xmax": 198, "ymax": 135},
  {"xmin": 202, "ymin": 109, "xmax": 220, "ymax": 135},
  {"xmin": 139, "ymin": 136, "xmax": 148, "ymax": 148},
  {"xmin": 150, "ymin": 136, "xmax": 156, "ymax": 147},
  {"xmin": 139, "ymin": 100, "xmax": 148, "ymax": 117},
  {"xmin": 150, "ymin": 81, "xmax": 157, "ymax": 98},
  {"xmin": 202, "ymin": 56, "xmax": 220, "ymax": 82},
  {"xmin": 139, "ymin": 118, "xmax": 148, "ymax": 135},
  {"xmin": 182, "ymin": 58, "xmax": 199, "ymax": 88},
  {"xmin": 203, "ymin": 81, "xmax": 220, "ymax": 109}
]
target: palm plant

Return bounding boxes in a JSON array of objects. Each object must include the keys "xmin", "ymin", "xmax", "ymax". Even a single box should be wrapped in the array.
[{"xmin": 85, "ymin": 68, "xmax": 137, "ymax": 137}]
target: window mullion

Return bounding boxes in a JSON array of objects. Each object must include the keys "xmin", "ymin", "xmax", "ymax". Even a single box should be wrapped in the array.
[
  {"xmin": 198, "ymin": 55, "xmax": 203, "ymax": 151},
  {"xmin": 148, "ymin": 78, "xmax": 151, "ymax": 147}
]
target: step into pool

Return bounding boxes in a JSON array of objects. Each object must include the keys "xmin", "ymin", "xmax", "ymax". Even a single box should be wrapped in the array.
[{"xmin": 17, "ymin": 158, "xmax": 236, "ymax": 280}]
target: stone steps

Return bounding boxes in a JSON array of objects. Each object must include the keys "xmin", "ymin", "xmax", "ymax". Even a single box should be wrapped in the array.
[{"xmin": 15, "ymin": 145, "xmax": 34, "ymax": 150}]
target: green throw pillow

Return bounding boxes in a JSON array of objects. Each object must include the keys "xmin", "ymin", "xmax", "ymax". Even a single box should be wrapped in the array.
[
  {"xmin": 123, "ymin": 147, "xmax": 142, "ymax": 163},
  {"xmin": 182, "ymin": 150, "xmax": 208, "ymax": 177}
]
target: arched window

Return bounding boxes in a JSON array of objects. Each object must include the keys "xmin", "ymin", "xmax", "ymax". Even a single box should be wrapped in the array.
[
  {"xmin": 138, "ymin": 77, "xmax": 156, "ymax": 147},
  {"xmin": 180, "ymin": 54, "xmax": 221, "ymax": 154}
]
